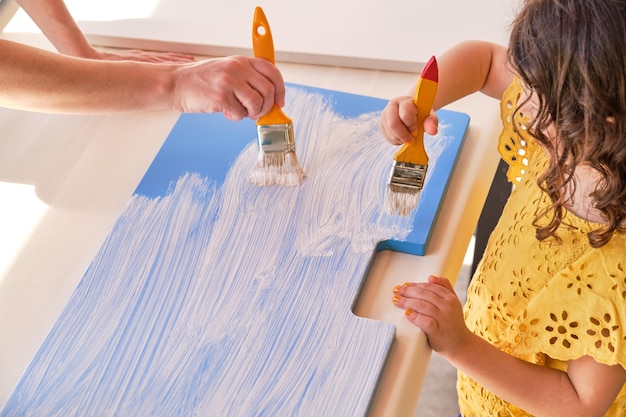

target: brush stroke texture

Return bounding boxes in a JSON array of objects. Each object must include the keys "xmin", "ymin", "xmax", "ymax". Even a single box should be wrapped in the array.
[{"xmin": 1, "ymin": 88, "xmax": 452, "ymax": 417}]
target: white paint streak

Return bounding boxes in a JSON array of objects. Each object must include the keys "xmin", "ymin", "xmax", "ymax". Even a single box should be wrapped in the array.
[{"xmin": 1, "ymin": 88, "xmax": 453, "ymax": 417}]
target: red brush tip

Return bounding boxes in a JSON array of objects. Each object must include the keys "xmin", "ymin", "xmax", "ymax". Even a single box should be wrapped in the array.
[{"xmin": 420, "ymin": 56, "xmax": 438, "ymax": 82}]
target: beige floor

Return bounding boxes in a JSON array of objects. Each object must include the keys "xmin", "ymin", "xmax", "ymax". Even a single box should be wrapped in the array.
[{"xmin": 412, "ymin": 259, "xmax": 471, "ymax": 417}]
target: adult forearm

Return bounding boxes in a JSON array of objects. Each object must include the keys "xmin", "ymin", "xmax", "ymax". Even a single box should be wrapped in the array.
[
  {"xmin": 14, "ymin": 0, "xmax": 94, "ymax": 57},
  {"xmin": 0, "ymin": 39, "xmax": 173, "ymax": 113}
]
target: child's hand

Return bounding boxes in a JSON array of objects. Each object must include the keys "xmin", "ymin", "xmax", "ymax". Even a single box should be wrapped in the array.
[
  {"xmin": 380, "ymin": 96, "xmax": 438, "ymax": 145},
  {"xmin": 392, "ymin": 275, "xmax": 470, "ymax": 356}
]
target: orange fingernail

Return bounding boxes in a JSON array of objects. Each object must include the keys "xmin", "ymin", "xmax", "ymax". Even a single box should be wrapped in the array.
[
  {"xmin": 403, "ymin": 282, "xmax": 411, "ymax": 287},
  {"xmin": 392, "ymin": 295, "xmax": 400, "ymax": 303},
  {"xmin": 393, "ymin": 285, "xmax": 401, "ymax": 294},
  {"xmin": 405, "ymin": 308, "xmax": 413, "ymax": 316}
]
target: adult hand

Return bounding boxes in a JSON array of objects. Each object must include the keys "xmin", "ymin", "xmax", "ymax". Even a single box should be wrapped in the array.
[
  {"xmin": 13, "ymin": 0, "xmax": 195, "ymax": 64},
  {"xmin": 380, "ymin": 96, "xmax": 438, "ymax": 145},
  {"xmin": 173, "ymin": 55, "xmax": 286, "ymax": 121}
]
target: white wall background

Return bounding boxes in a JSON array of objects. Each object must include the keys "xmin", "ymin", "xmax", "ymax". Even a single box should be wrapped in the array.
[{"xmin": 4, "ymin": 0, "xmax": 517, "ymax": 71}]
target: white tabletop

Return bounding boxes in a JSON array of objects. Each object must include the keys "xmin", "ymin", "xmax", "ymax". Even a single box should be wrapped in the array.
[{"xmin": 0, "ymin": 2, "xmax": 508, "ymax": 414}]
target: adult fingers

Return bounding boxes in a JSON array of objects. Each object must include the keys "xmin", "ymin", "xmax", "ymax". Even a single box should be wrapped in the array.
[
  {"xmin": 218, "ymin": 57, "xmax": 276, "ymax": 120},
  {"xmin": 249, "ymin": 58, "xmax": 286, "ymax": 108},
  {"xmin": 233, "ymin": 82, "xmax": 266, "ymax": 120},
  {"xmin": 221, "ymin": 99, "xmax": 248, "ymax": 121}
]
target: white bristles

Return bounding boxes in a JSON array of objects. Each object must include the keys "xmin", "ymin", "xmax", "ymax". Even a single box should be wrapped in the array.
[
  {"xmin": 247, "ymin": 152, "xmax": 305, "ymax": 187},
  {"xmin": 383, "ymin": 186, "xmax": 421, "ymax": 216}
]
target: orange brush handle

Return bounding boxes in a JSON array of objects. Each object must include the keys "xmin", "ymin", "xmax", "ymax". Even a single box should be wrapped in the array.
[
  {"xmin": 252, "ymin": 7, "xmax": 291, "ymax": 126},
  {"xmin": 394, "ymin": 56, "xmax": 438, "ymax": 164}
]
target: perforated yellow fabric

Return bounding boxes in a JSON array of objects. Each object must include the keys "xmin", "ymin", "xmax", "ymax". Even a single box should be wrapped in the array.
[
  {"xmin": 497, "ymin": 78, "xmax": 537, "ymax": 184},
  {"xmin": 457, "ymin": 78, "xmax": 626, "ymax": 417}
]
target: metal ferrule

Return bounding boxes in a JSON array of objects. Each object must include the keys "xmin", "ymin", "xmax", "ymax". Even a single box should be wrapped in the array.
[
  {"xmin": 388, "ymin": 160, "xmax": 427, "ymax": 190},
  {"xmin": 256, "ymin": 123, "xmax": 295, "ymax": 154}
]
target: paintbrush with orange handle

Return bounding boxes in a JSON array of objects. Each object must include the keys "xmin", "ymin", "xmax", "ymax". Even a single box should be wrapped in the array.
[
  {"xmin": 384, "ymin": 55, "xmax": 438, "ymax": 216},
  {"xmin": 247, "ymin": 6, "xmax": 305, "ymax": 186}
]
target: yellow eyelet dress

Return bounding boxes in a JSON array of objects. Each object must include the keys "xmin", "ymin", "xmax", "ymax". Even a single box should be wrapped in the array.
[{"xmin": 457, "ymin": 77, "xmax": 626, "ymax": 417}]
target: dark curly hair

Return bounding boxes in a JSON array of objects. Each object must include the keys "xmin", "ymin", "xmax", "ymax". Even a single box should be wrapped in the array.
[{"xmin": 508, "ymin": 0, "xmax": 626, "ymax": 247}]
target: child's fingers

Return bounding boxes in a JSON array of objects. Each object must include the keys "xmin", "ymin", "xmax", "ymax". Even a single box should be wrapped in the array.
[
  {"xmin": 393, "ymin": 277, "xmax": 467, "ymax": 353},
  {"xmin": 392, "ymin": 290, "xmax": 440, "ymax": 317},
  {"xmin": 427, "ymin": 275, "xmax": 455, "ymax": 292},
  {"xmin": 392, "ymin": 283, "xmax": 449, "ymax": 334},
  {"xmin": 399, "ymin": 101, "xmax": 438, "ymax": 136},
  {"xmin": 392, "ymin": 293, "xmax": 441, "ymax": 335},
  {"xmin": 394, "ymin": 277, "xmax": 453, "ymax": 301},
  {"xmin": 423, "ymin": 111, "xmax": 439, "ymax": 136},
  {"xmin": 381, "ymin": 96, "xmax": 425, "ymax": 145},
  {"xmin": 380, "ymin": 100, "xmax": 399, "ymax": 143},
  {"xmin": 392, "ymin": 277, "xmax": 457, "ymax": 323},
  {"xmin": 397, "ymin": 99, "xmax": 420, "ymax": 134},
  {"xmin": 404, "ymin": 308, "xmax": 438, "ymax": 334}
]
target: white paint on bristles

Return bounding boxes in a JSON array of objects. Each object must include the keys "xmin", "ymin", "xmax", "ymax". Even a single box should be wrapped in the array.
[
  {"xmin": 0, "ymin": 89, "xmax": 452, "ymax": 416},
  {"xmin": 247, "ymin": 150, "xmax": 306, "ymax": 187}
]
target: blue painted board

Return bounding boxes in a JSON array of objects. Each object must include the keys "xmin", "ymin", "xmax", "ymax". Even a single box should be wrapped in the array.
[
  {"xmin": 1, "ymin": 84, "xmax": 469, "ymax": 416},
  {"xmin": 138, "ymin": 83, "xmax": 470, "ymax": 255}
]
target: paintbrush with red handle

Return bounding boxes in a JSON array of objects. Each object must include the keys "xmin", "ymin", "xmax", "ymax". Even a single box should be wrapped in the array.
[{"xmin": 384, "ymin": 56, "xmax": 438, "ymax": 216}]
